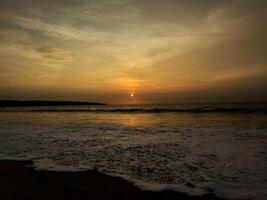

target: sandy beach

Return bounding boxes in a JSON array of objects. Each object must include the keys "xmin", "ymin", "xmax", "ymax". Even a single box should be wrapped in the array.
[{"xmin": 0, "ymin": 160, "xmax": 223, "ymax": 200}]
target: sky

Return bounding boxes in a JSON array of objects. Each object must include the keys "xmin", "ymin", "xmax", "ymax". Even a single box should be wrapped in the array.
[{"xmin": 0, "ymin": 0, "xmax": 266, "ymax": 104}]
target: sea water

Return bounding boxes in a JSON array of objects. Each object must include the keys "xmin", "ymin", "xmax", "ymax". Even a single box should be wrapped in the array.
[{"xmin": 0, "ymin": 103, "xmax": 266, "ymax": 199}]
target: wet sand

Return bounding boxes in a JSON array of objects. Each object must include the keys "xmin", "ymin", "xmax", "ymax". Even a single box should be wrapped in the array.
[{"xmin": 0, "ymin": 160, "xmax": 224, "ymax": 200}]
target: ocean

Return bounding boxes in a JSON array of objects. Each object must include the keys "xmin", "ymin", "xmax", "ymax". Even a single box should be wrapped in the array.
[{"xmin": 0, "ymin": 103, "xmax": 266, "ymax": 199}]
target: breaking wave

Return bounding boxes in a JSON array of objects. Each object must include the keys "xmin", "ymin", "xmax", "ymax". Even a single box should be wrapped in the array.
[{"xmin": 1, "ymin": 103, "xmax": 267, "ymax": 113}]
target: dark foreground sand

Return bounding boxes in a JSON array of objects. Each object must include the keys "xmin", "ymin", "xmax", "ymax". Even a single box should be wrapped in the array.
[{"xmin": 0, "ymin": 160, "xmax": 224, "ymax": 200}]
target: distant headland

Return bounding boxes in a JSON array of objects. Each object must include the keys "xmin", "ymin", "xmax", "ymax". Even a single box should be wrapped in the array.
[{"xmin": 0, "ymin": 100, "xmax": 107, "ymax": 107}]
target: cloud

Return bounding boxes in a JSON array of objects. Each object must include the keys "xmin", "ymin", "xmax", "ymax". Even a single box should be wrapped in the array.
[
  {"xmin": 139, "ymin": 0, "xmax": 267, "ymax": 86},
  {"xmin": 0, "ymin": 0, "xmax": 137, "ymax": 42},
  {"xmin": 33, "ymin": 46, "xmax": 72, "ymax": 61}
]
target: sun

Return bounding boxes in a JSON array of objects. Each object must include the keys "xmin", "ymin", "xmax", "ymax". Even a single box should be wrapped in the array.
[{"xmin": 130, "ymin": 93, "xmax": 134, "ymax": 97}]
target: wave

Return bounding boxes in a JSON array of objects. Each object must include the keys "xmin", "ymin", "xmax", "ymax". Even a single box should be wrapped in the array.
[{"xmin": 1, "ymin": 106, "xmax": 267, "ymax": 113}]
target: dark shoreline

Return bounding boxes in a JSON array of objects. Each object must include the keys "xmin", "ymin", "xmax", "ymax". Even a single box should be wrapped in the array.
[
  {"xmin": 0, "ymin": 160, "xmax": 225, "ymax": 200},
  {"xmin": 0, "ymin": 100, "xmax": 106, "ymax": 107}
]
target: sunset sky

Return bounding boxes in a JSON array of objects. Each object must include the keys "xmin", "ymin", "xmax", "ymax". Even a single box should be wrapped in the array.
[{"xmin": 0, "ymin": 0, "xmax": 266, "ymax": 104}]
